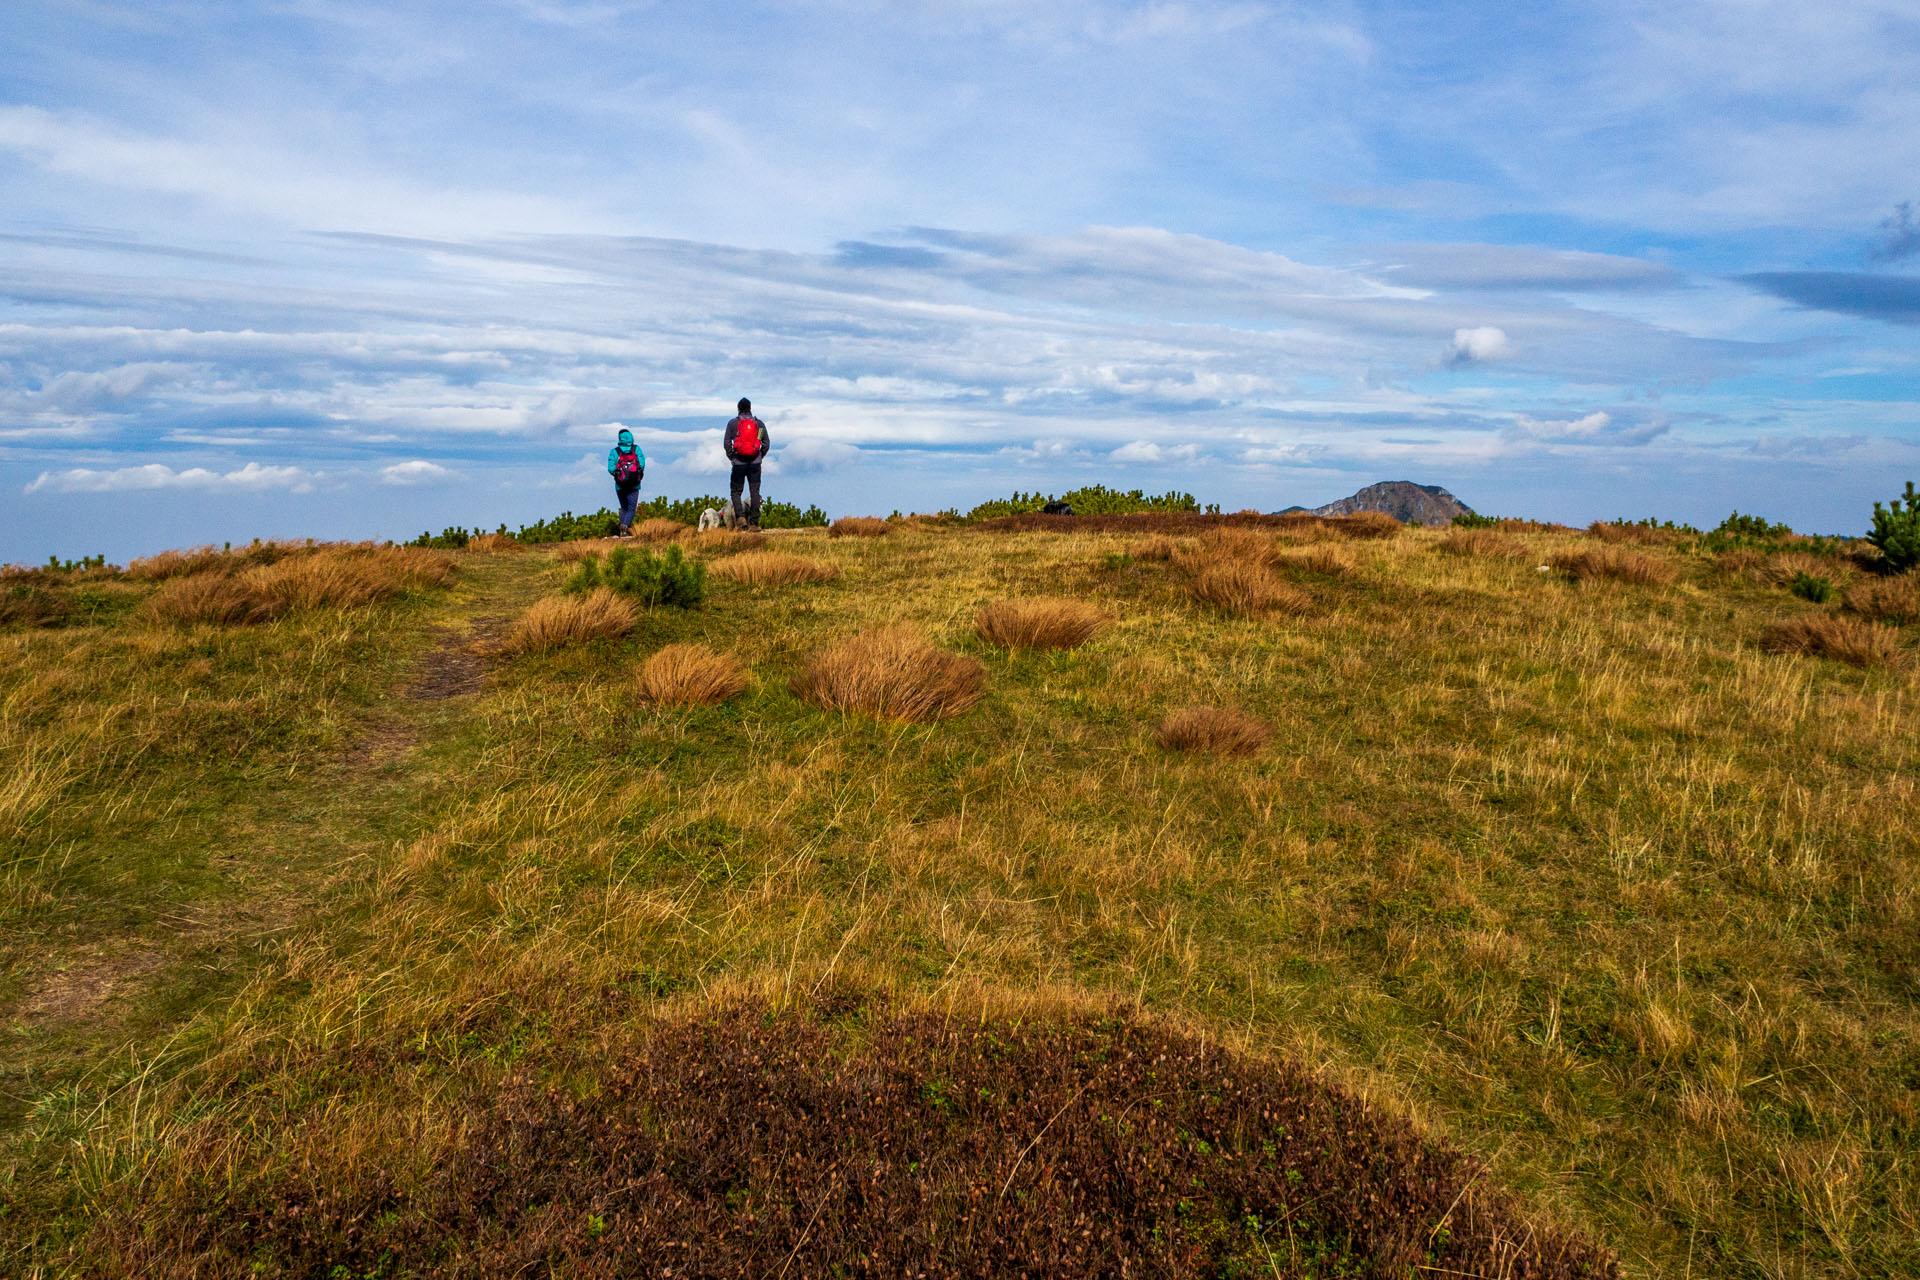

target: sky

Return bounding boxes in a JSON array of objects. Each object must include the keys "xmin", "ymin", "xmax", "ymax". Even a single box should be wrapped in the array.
[{"xmin": 3, "ymin": 0, "xmax": 1918, "ymax": 564}]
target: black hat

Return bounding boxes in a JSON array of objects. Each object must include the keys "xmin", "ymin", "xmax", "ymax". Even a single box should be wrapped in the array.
[{"xmin": 737, "ymin": 397, "xmax": 751, "ymax": 413}]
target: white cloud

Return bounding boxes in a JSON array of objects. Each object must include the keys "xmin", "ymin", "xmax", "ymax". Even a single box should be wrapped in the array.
[
  {"xmin": 24, "ymin": 461, "xmax": 313, "ymax": 494},
  {"xmin": 379, "ymin": 459, "xmax": 455, "ymax": 485},
  {"xmin": 771, "ymin": 438, "xmax": 862, "ymax": 473},
  {"xmin": 1110, "ymin": 440, "xmax": 1200, "ymax": 464},
  {"xmin": 1444, "ymin": 326, "xmax": 1514, "ymax": 365},
  {"xmin": 1505, "ymin": 411, "xmax": 1671, "ymax": 447}
]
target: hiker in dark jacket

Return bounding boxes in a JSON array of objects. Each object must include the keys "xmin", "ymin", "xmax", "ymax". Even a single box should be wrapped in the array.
[
  {"xmin": 607, "ymin": 427, "xmax": 646, "ymax": 536},
  {"xmin": 722, "ymin": 397, "xmax": 771, "ymax": 530}
]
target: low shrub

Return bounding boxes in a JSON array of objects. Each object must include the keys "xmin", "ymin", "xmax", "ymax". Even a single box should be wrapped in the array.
[
  {"xmin": 1187, "ymin": 560, "xmax": 1310, "ymax": 617},
  {"xmin": 564, "ymin": 545, "xmax": 705, "ymax": 608},
  {"xmin": 638, "ymin": 644, "xmax": 750, "ymax": 705},
  {"xmin": 1867, "ymin": 480, "xmax": 1919, "ymax": 572},
  {"xmin": 504, "ymin": 590, "xmax": 638, "ymax": 653},
  {"xmin": 1551, "ymin": 547, "xmax": 1677, "ymax": 587},
  {"xmin": 976, "ymin": 598, "xmax": 1112, "ymax": 650},
  {"xmin": 144, "ymin": 573, "xmax": 284, "ymax": 627},
  {"xmin": 1789, "ymin": 571, "xmax": 1835, "ymax": 604},
  {"xmin": 1436, "ymin": 528, "xmax": 1524, "ymax": 559},
  {"xmin": 1156, "ymin": 706, "xmax": 1271, "ymax": 756},
  {"xmin": 709, "ymin": 551, "xmax": 839, "ymax": 585},
  {"xmin": 792, "ymin": 626, "xmax": 985, "ymax": 721},
  {"xmin": 964, "ymin": 485, "xmax": 1213, "ymax": 520},
  {"xmin": 1844, "ymin": 575, "xmax": 1920, "ymax": 626},
  {"xmin": 829, "ymin": 516, "xmax": 892, "ymax": 538},
  {"xmin": 1760, "ymin": 615, "xmax": 1904, "ymax": 667}
]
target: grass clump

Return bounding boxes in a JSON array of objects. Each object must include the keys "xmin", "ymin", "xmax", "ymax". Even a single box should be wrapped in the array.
[
  {"xmin": 829, "ymin": 516, "xmax": 892, "ymax": 538},
  {"xmin": 633, "ymin": 518, "xmax": 688, "ymax": 543},
  {"xmin": 503, "ymin": 589, "xmax": 638, "ymax": 654},
  {"xmin": 976, "ymin": 597, "xmax": 1112, "ymax": 650},
  {"xmin": 1272, "ymin": 543, "xmax": 1356, "ymax": 577},
  {"xmin": 1436, "ymin": 528, "xmax": 1525, "ymax": 559},
  {"xmin": 792, "ymin": 625, "xmax": 985, "ymax": 720},
  {"xmin": 1844, "ymin": 574, "xmax": 1920, "ymax": 625},
  {"xmin": 563, "ymin": 544, "xmax": 705, "ymax": 608},
  {"xmin": 0, "ymin": 583, "xmax": 75, "ymax": 628},
  {"xmin": 709, "ymin": 551, "xmax": 839, "ymax": 586},
  {"xmin": 1124, "ymin": 535, "xmax": 1179, "ymax": 562},
  {"xmin": 1760, "ymin": 614, "xmax": 1904, "ymax": 667},
  {"xmin": 1551, "ymin": 546, "xmax": 1677, "ymax": 586},
  {"xmin": 143, "ymin": 573, "xmax": 285, "ymax": 626},
  {"xmin": 240, "ymin": 546, "xmax": 455, "ymax": 610},
  {"xmin": 638, "ymin": 644, "xmax": 750, "ymax": 705},
  {"xmin": 689, "ymin": 529, "xmax": 767, "ymax": 554},
  {"xmin": 1156, "ymin": 706, "xmax": 1271, "ymax": 756},
  {"xmin": 1186, "ymin": 560, "xmax": 1310, "ymax": 617}
]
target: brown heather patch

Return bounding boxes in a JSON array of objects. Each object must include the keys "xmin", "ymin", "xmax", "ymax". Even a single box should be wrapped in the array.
[
  {"xmin": 1587, "ymin": 521, "xmax": 1680, "ymax": 546},
  {"xmin": 1844, "ymin": 574, "xmax": 1920, "ymax": 626},
  {"xmin": 978, "ymin": 511, "xmax": 1315, "ymax": 535},
  {"xmin": 829, "ymin": 515, "xmax": 892, "ymax": 538},
  {"xmin": 632, "ymin": 518, "xmax": 689, "ymax": 543},
  {"xmin": 111, "ymin": 1007, "xmax": 1617, "ymax": 1280},
  {"xmin": 467, "ymin": 532, "xmax": 518, "ymax": 552},
  {"xmin": 1760, "ymin": 615, "xmax": 1905, "ymax": 668},
  {"xmin": 1714, "ymin": 549, "xmax": 1767, "ymax": 577},
  {"xmin": 143, "ymin": 573, "xmax": 285, "ymax": 626},
  {"xmin": 688, "ymin": 528, "xmax": 767, "ymax": 554},
  {"xmin": 1124, "ymin": 535, "xmax": 1179, "ymax": 561},
  {"xmin": 792, "ymin": 625, "xmax": 985, "ymax": 720},
  {"xmin": 709, "ymin": 550, "xmax": 839, "ymax": 585},
  {"xmin": 0, "ymin": 583, "xmax": 74, "ymax": 627},
  {"xmin": 1156, "ymin": 706, "xmax": 1272, "ymax": 756},
  {"xmin": 502, "ymin": 590, "xmax": 638, "ymax": 654},
  {"xmin": 638, "ymin": 644, "xmax": 750, "ymax": 705},
  {"xmin": 976, "ymin": 597, "xmax": 1112, "ymax": 649},
  {"xmin": 1328, "ymin": 510, "xmax": 1404, "ymax": 540},
  {"xmin": 1551, "ymin": 546, "xmax": 1678, "ymax": 587},
  {"xmin": 1437, "ymin": 528, "xmax": 1526, "ymax": 559},
  {"xmin": 1187, "ymin": 559, "xmax": 1311, "ymax": 617}
]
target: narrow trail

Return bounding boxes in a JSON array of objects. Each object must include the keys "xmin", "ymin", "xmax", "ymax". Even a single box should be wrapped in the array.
[{"xmin": 2, "ymin": 551, "xmax": 548, "ymax": 1123}]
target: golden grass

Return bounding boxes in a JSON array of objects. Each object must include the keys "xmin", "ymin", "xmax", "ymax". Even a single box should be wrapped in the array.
[
  {"xmin": 1587, "ymin": 521, "xmax": 1680, "ymax": 546},
  {"xmin": 1172, "ymin": 529, "xmax": 1279, "ymax": 572},
  {"xmin": 829, "ymin": 516, "xmax": 892, "ymax": 539},
  {"xmin": 976, "ymin": 597, "xmax": 1112, "ymax": 650},
  {"xmin": 240, "ymin": 547, "xmax": 455, "ymax": 610},
  {"xmin": 1186, "ymin": 559, "xmax": 1311, "ymax": 617},
  {"xmin": 1328, "ymin": 511, "xmax": 1403, "ymax": 540},
  {"xmin": 1551, "ymin": 546, "xmax": 1678, "ymax": 586},
  {"xmin": 688, "ymin": 529, "xmax": 767, "ymax": 554},
  {"xmin": 792, "ymin": 626, "xmax": 985, "ymax": 720},
  {"xmin": 467, "ymin": 532, "xmax": 518, "ymax": 552},
  {"xmin": 1155, "ymin": 706, "xmax": 1271, "ymax": 756},
  {"xmin": 502, "ymin": 589, "xmax": 638, "ymax": 654},
  {"xmin": 1760, "ymin": 614, "xmax": 1905, "ymax": 667},
  {"xmin": 1437, "ymin": 528, "xmax": 1526, "ymax": 559},
  {"xmin": 1843, "ymin": 575, "xmax": 1920, "ymax": 626},
  {"xmin": 634, "ymin": 518, "xmax": 689, "ymax": 543},
  {"xmin": 1272, "ymin": 544, "xmax": 1356, "ymax": 577},
  {"xmin": 549, "ymin": 537, "xmax": 624, "ymax": 562},
  {"xmin": 142, "ymin": 572, "xmax": 285, "ymax": 626},
  {"xmin": 637, "ymin": 644, "xmax": 750, "ymax": 705},
  {"xmin": 1125, "ymin": 536, "xmax": 1179, "ymax": 562},
  {"xmin": 709, "ymin": 551, "xmax": 839, "ymax": 585},
  {"xmin": 1714, "ymin": 549, "xmax": 1767, "ymax": 577}
]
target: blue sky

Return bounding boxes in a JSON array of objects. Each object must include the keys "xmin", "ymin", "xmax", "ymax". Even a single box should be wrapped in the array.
[{"xmin": 3, "ymin": 0, "xmax": 1917, "ymax": 563}]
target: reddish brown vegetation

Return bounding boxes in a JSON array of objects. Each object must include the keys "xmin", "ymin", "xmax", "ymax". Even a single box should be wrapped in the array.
[
  {"xmin": 1156, "ymin": 706, "xmax": 1272, "ymax": 756},
  {"xmin": 793, "ymin": 626, "xmax": 985, "ymax": 720},
  {"xmin": 976, "ymin": 597, "xmax": 1112, "ymax": 649},
  {"xmin": 1844, "ymin": 575, "xmax": 1920, "ymax": 626},
  {"xmin": 976, "ymin": 511, "xmax": 1393, "ymax": 538},
  {"xmin": 829, "ymin": 516, "xmax": 892, "ymax": 538},
  {"xmin": 632, "ymin": 518, "xmax": 689, "ymax": 543},
  {"xmin": 1586, "ymin": 521, "xmax": 1681, "ymax": 546},
  {"xmin": 111, "ymin": 1007, "xmax": 1617, "ymax": 1279},
  {"xmin": 1761, "ymin": 615, "xmax": 1904, "ymax": 667},
  {"xmin": 467, "ymin": 533, "xmax": 518, "ymax": 552},
  {"xmin": 1551, "ymin": 547, "xmax": 1677, "ymax": 587}
]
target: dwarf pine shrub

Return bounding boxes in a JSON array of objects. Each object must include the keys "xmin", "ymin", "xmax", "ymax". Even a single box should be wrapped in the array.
[
  {"xmin": 564, "ymin": 545, "xmax": 705, "ymax": 608},
  {"xmin": 1868, "ymin": 480, "xmax": 1920, "ymax": 573},
  {"xmin": 1789, "ymin": 571, "xmax": 1835, "ymax": 604}
]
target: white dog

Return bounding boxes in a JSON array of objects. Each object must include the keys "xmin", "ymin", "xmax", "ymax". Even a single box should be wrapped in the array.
[{"xmin": 698, "ymin": 506, "xmax": 723, "ymax": 532}]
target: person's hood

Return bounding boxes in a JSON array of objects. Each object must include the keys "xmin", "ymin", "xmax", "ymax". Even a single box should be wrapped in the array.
[{"xmin": 616, "ymin": 429, "xmax": 635, "ymax": 450}]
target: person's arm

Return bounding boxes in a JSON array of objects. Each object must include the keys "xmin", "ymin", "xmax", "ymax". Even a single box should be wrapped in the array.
[
  {"xmin": 607, "ymin": 446, "xmax": 619, "ymax": 475},
  {"xmin": 722, "ymin": 419, "xmax": 739, "ymax": 462},
  {"xmin": 635, "ymin": 445, "xmax": 646, "ymax": 484},
  {"xmin": 756, "ymin": 422, "xmax": 771, "ymax": 460}
]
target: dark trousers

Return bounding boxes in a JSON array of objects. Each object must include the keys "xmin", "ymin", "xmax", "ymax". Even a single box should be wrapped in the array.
[
  {"xmin": 729, "ymin": 461, "xmax": 762, "ymax": 526},
  {"xmin": 615, "ymin": 484, "xmax": 641, "ymax": 532}
]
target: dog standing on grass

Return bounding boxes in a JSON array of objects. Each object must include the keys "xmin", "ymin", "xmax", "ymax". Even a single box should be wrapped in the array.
[{"xmin": 698, "ymin": 507, "xmax": 723, "ymax": 532}]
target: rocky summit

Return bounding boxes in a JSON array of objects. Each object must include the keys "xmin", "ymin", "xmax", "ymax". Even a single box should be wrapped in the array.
[{"xmin": 1306, "ymin": 481, "xmax": 1474, "ymax": 524}]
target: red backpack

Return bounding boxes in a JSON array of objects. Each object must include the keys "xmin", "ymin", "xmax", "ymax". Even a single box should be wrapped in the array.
[
  {"xmin": 613, "ymin": 449, "xmax": 641, "ymax": 483},
  {"xmin": 735, "ymin": 417, "xmax": 761, "ymax": 457}
]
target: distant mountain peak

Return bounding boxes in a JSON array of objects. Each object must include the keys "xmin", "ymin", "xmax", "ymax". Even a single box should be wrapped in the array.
[{"xmin": 1306, "ymin": 481, "xmax": 1474, "ymax": 524}]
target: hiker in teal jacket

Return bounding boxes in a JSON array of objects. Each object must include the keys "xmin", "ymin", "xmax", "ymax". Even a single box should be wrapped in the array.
[{"xmin": 607, "ymin": 428, "xmax": 646, "ymax": 535}]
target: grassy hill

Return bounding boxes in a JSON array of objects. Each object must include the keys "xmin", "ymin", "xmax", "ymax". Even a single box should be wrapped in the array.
[{"xmin": 2, "ymin": 517, "xmax": 1916, "ymax": 1276}]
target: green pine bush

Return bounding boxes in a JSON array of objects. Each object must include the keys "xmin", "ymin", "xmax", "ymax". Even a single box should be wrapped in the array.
[
  {"xmin": 1867, "ymin": 480, "xmax": 1919, "ymax": 573},
  {"xmin": 1789, "ymin": 571, "xmax": 1834, "ymax": 604},
  {"xmin": 564, "ymin": 545, "xmax": 705, "ymax": 608}
]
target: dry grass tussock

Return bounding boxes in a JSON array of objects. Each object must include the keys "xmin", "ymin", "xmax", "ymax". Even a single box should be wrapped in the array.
[
  {"xmin": 793, "ymin": 625, "xmax": 985, "ymax": 720},
  {"xmin": 829, "ymin": 516, "xmax": 892, "ymax": 538},
  {"xmin": 1156, "ymin": 706, "xmax": 1271, "ymax": 756},
  {"xmin": 1272, "ymin": 543, "xmax": 1356, "ymax": 576},
  {"xmin": 1187, "ymin": 559, "xmax": 1311, "ymax": 617},
  {"xmin": 976, "ymin": 597, "xmax": 1112, "ymax": 649},
  {"xmin": 1437, "ymin": 528, "xmax": 1526, "ymax": 559},
  {"xmin": 688, "ymin": 528, "xmax": 766, "ymax": 554},
  {"xmin": 1551, "ymin": 546, "xmax": 1677, "ymax": 587},
  {"xmin": 633, "ymin": 518, "xmax": 689, "ymax": 543},
  {"xmin": 1587, "ymin": 521, "xmax": 1681, "ymax": 546},
  {"xmin": 467, "ymin": 532, "xmax": 517, "ymax": 552},
  {"xmin": 502, "ymin": 589, "xmax": 638, "ymax": 654},
  {"xmin": 1171, "ymin": 528, "xmax": 1279, "ymax": 572},
  {"xmin": 125, "ymin": 539, "xmax": 319, "ymax": 581},
  {"xmin": 1328, "ymin": 510, "xmax": 1403, "ymax": 540},
  {"xmin": 709, "ymin": 551, "xmax": 838, "ymax": 585},
  {"xmin": 548, "ymin": 537, "xmax": 625, "ymax": 563},
  {"xmin": 143, "ymin": 546, "xmax": 455, "ymax": 625},
  {"xmin": 1843, "ymin": 574, "xmax": 1920, "ymax": 626},
  {"xmin": 1714, "ymin": 549, "xmax": 1767, "ymax": 578},
  {"xmin": 1760, "ymin": 550, "xmax": 1847, "ymax": 586},
  {"xmin": 1760, "ymin": 614, "xmax": 1905, "ymax": 667},
  {"xmin": 638, "ymin": 644, "xmax": 750, "ymax": 705},
  {"xmin": 1124, "ymin": 535, "xmax": 1179, "ymax": 562}
]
